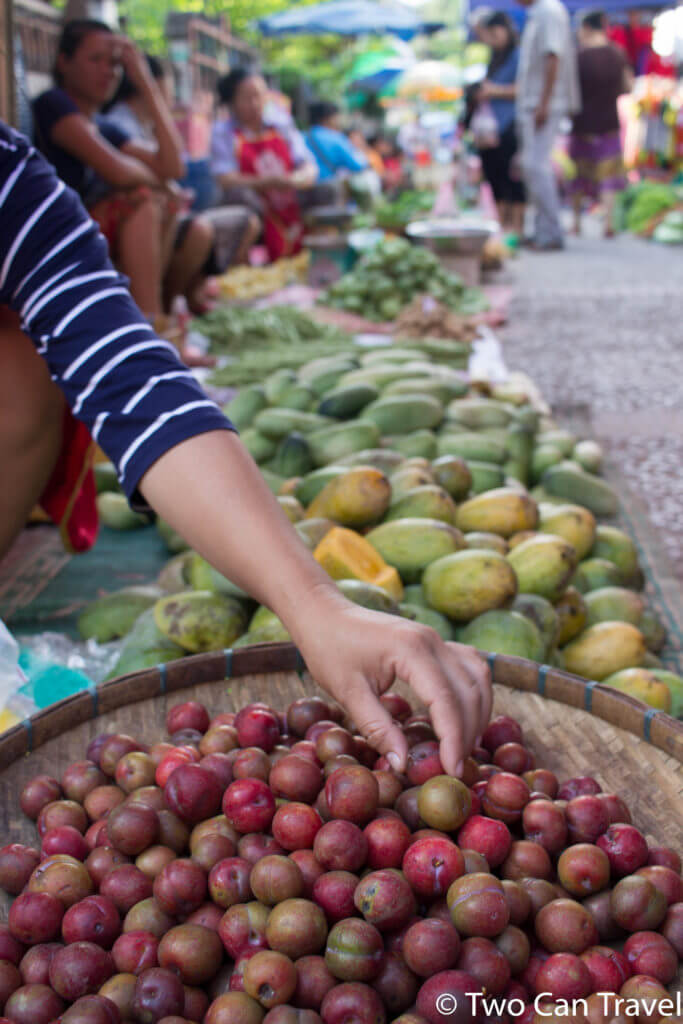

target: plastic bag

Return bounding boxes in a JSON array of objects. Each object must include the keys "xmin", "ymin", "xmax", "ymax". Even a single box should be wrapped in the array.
[
  {"xmin": 0, "ymin": 619, "xmax": 35, "ymax": 731},
  {"xmin": 471, "ymin": 103, "xmax": 500, "ymax": 150}
]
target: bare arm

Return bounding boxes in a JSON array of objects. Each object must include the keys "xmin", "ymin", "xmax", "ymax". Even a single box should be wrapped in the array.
[
  {"xmin": 51, "ymin": 114, "xmax": 159, "ymax": 188},
  {"xmin": 482, "ymin": 81, "xmax": 517, "ymax": 100},
  {"xmin": 289, "ymin": 160, "xmax": 318, "ymax": 189},
  {"xmin": 138, "ymin": 430, "xmax": 492, "ymax": 775},
  {"xmin": 216, "ymin": 170, "xmax": 273, "ymax": 191},
  {"xmin": 116, "ymin": 39, "xmax": 184, "ymax": 181},
  {"xmin": 536, "ymin": 53, "xmax": 559, "ymax": 126}
]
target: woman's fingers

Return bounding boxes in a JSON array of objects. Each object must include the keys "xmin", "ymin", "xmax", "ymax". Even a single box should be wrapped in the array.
[
  {"xmin": 343, "ymin": 676, "xmax": 409, "ymax": 773},
  {"xmin": 447, "ymin": 642, "xmax": 493, "ymax": 742}
]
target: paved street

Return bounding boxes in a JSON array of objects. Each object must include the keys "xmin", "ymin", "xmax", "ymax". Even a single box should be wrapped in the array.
[{"xmin": 500, "ymin": 232, "xmax": 683, "ymax": 580}]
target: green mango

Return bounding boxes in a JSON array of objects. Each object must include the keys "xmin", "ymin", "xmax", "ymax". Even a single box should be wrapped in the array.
[
  {"xmin": 572, "ymin": 439, "xmax": 603, "ymax": 474},
  {"xmin": 431, "ymin": 456, "xmax": 472, "ymax": 501},
  {"xmin": 367, "ymin": 518, "xmax": 466, "ymax": 584},
  {"xmin": 97, "ymin": 493, "xmax": 149, "ymax": 530},
  {"xmin": 571, "ymin": 558, "xmax": 623, "ymax": 594},
  {"xmin": 385, "ymin": 486, "xmax": 458, "ymax": 526},
  {"xmin": 590, "ymin": 525, "xmax": 640, "ymax": 584},
  {"xmin": 157, "ymin": 553, "xmax": 192, "ymax": 594},
  {"xmin": 639, "ymin": 608, "xmax": 666, "ymax": 652},
  {"xmin": 107, "ymin": 608, "xmax": 185, "ymax": 679},
  {"xmin": 650, "ymin": 670, "xmax": 683, "ymax": 718},
  {"xmin": 78, "ymin": 586, "xmax": 161, "ymax": 642},
  {"xmin": 336, "ymin": 579, "xmax": 401, "ymax": 615},
  {"xmin": 188, "ymin": 554, "xmax": 250, "ymax": 600},
  {"xmin": 583, "ymin": 587, "xmax": 645, "ymax": 627},
  {"xmin": 402, "ymin": 584, "xmax": 429, "ymax": 608},
  {"xmin": 512, "ymin": 594, "xmax": 560, "ymax": 656},
  {"xmin": 223, "ymin": 384, "xmax": 267, "ymax": 429},
  {"xmin": 154, "ymin": 591, "xmax": 249, "ymax": 653}
]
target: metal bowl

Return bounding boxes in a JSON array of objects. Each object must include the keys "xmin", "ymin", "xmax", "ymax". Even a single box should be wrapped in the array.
[{"xmin": 406, "ymin": 217, "xmax": 499, "ymax": 256}]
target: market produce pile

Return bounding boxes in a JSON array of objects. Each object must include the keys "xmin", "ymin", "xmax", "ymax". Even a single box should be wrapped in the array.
[
  {"xmin": 91, "ymin": 338, "xmax": 681, "ymax": 716},
  {"xmin": 322, "ymin": 238, "xmax": 488, "ymax": 322},
  {"xmin": 215, "ymin": 252, "xmax": 310, "ymax": 301},
  {"xmin": 615, "ymin": 181, "xmax": 683, "ymax": 242},
  {"xmin": 0, "ymin": 690, "xmax": 681, "ymax": 1024},
  {"xmin": 352, "ymin": 190, "xmax": 435, "ymax": 233}
]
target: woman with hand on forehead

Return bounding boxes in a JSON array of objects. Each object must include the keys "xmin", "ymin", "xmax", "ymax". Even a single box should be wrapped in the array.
[{"xmin": 32, "ymin": 20, "xmax": 214, "ymax": 324}]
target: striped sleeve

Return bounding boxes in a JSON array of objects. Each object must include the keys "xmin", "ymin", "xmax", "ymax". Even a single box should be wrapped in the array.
[{"xmin": 0, "ymin": 124, "xmax": 235, "ymax": 500}]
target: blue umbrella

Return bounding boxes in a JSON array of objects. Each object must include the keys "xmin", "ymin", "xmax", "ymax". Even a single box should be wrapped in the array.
[{"xmin": 256, "ymin": 0, "xmax": 445, "ymax": 39}]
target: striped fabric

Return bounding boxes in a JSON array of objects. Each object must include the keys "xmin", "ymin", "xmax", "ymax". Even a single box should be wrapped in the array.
[{"xmin": 0, "ymin": 122, "xmax": 234, "ymax": 500}]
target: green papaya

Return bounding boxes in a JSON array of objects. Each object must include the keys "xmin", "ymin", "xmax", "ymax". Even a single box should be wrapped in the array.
[
  {"xmin": 465, "ymin": 461, "xmax": 506, "ymax": 495},
  {"xmin": 536, "ymin": 428, "xmax": 576, "ymax": 457},
  {"xmin": 400, "ymin": 603, "xmax": 457, "ymax": 641},
  {"xmin": 590, "ymin": 525, "xmax": 640, "ymax": 584},
  {"xmin": 154, "ymin": 591, "xmax": 248, "ymax": 653},
  {"xmin": 507, "ymin": 534, "xmax": 578, "ymax": 601},
  {"xmin": 366, "ymin": 518, "xmax": 466, "ymax": 584},
  {"xmin": 363, "ymin": 395, "xmax": 443, "ymax": 435},
  {"xmin": 295, "ymin": 517, "xmax": 335, "ymax": 550},
  {"xmin": 234, "ymin": 621, "xmax": 292, "ymax": 646},
  {"xmin": 389, "ymin": 465, "xmax": 435, "ymax": 500},
  {"xmin": 223, "ymin": 384, "xmax": 267, "ymax": 429},
  {"xmin": 455, "ymin": 488, "xmax": 538, "ymax": 538},
  {"xmin": 361, "ymin": 347, "xmax": 424, "ymax": 365},
  {"xmin": 241, "ymin": 429, "xmax": 276, "ymax": 464},
  {"xmin": 107, "ymin": 608, "xmax": 184, "ymax": 679},
  {"xmin": 464, "ymin": 532, "xmax": 509, "ymax": 555},
  {"xmin": 260, "ymin": 467, "xmax": 285, "ymax": 495},
  {"xmin": 457, "ymin": 609, "xmax": 545, "ymax": 662},
  {"xmin": 157, "ymin": 552, "xmax": 193, "ymax": 594},
  {"xmin": 423, "ymin": 549, "xmax": 518, "ymax": 622},
  {"xmin": 385, "ymin": 486, "xmax": 458, "ymax": 526},
  {"xmin": 94, "ymin": 461, "xmax": 121, "ymax": 495},
  {"xmin": 385, "ymin": 430, "xmax": 438, "ymax": 459},
  {"xmin": 337, "ymin": 449, "xmax": 405, "ymax": 473},
  {"xmin": 563, "ymin": 622, "xmax": 646, "ymax": 681},
  {"xmin": 299, "ymin": 356, "xmax": 358, "ymax": 396},
  {"xmin": 584, "ymin": 586, "xmax": 645, "ymax": 627},
  {"xmin": 97, "ymin": 493, "xmax": 149, "ymax": 530},
  {"xmin": 601, "ymin": 667, "xmax": 671, "ymax": 712},
  {"xmin": 531, "ymin": 443, "xmax": 565, "ymax": 483},
  {"xmin": 573, "ymin": 440, "xmax": 603, "ymax": 474},
  {"xmin": 272, "ymin": 432, "xmax": 313, "ymax": 478},
  {"xmin": 542, "ymin": 462, "xmax": 618, "ymax": 518},
  {"xmin": 384, "ymin": 378, "xmax": 466, "ymax": 404},
  {"xmin": 649, "ymin": 670, "xmax": 683, "ymax": 718},
  {"xmin": 254, "ymin": 408, "xmax": 330, "ymax": 441},
  {"xmin": 402, "ymin": 583, "xmax": 429, "ymax": 608},
  {"xmin": 512, "ymin": 594, "xmax": 560, "ymax": 655},
  {"xmin": 639, "ymin": 608, "xmax": 666, "ymax": 652},
  {"xmin": 188, "ymin": 554, "xmax": 250, "ymax": 600},
  {"xmin": 156, "ymin": 517, "xmax": 189, "ymax": 554},
  {"xmin": 308, "ymin": 420, "xmax": 381, "ymax": 466},
  {"xmin": 295, "ymin": 466, "xmax": 348, "ymax": 507},
  {"xmin": 263, "ymin": 368, "xmax": 298, "ymax": 404},
  {"xmin": 78, "ymin": 586, "xmax": 161, "ymax": 642},
  {"xmin": 571, "ymin": 558, "xmax": 623, "ymax": 594},
  {"xmin": 437, "ymin": 432, "xmax": 508, "ymax": 465},
  {"xmin": 336, "ymin": 579, "xmax": 401, "ymax": 615},
  {"xmin": 431, "ymin": 456, "xmax": 472, "ymax": 501},
  {"xmin": 318, "ymin": 383, "xmax": 379, "ymax": 419},
  {"xmin": 446, "ymin": 397, "xmax": 512, "ymax": 430}
]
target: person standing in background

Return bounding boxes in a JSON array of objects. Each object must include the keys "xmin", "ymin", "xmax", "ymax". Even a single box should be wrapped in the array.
[
  {"xmin": 516, "ymin": 0, "xmax": 580, "ymax": 250},
  {"xmin": 305, "ymin": 102, "xmax": 368, "ymax": 190},
  {"xmin": 475, "ymin": 12, "xmax": 526, "ymax": 236},
  {"xmin": 570, "ymin": 11, "xmax": 632, "ymax": 238}
]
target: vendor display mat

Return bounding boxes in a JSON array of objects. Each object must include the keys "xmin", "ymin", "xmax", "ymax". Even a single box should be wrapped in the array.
[{"xmin": 0, "ymin": 525, "xmax": 169, "ymax": 639}]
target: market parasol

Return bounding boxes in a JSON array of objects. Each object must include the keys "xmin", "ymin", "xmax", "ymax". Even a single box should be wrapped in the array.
[
  {"xmin": 256, "ymin": 0, "xmax": 445, "ymax": 39},
  {"xmin": 346, "ymin": 46, "xmax": 415, "ymax": 92}
]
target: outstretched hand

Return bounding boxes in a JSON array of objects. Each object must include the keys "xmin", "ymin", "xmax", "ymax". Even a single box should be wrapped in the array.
[{"xmin": 288, "ymin": 591, "xmax": 492, "ymax": 778}]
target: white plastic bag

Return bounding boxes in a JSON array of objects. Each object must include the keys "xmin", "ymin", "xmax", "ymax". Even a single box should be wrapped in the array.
[
  {"xmin": 471, "ymin": 103, "xmax": 500, "ymax": 150},
  {"xmin": 0, "ymin": 619, "xmax": 34, "ymax": 731}
]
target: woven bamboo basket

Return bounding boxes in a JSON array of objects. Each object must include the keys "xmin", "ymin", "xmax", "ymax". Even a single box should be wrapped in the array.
[{"xmin": 0, "ymin": 642, "xmax": 681, "ymax": 986}]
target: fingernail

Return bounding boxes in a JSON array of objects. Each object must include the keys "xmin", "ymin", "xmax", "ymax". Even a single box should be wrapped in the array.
[{"xmin": 387, "ymin": 752, "xmax": 401, "ymax": 772}]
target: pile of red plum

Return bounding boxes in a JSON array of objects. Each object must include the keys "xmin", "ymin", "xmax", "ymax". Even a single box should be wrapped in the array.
[{"xmin": 0, "ymin": 694, "xmax": 680, "ymax": 1024}]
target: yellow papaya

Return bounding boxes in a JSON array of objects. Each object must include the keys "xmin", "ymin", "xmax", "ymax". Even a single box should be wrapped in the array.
[
  {"xmin": 431, "ymin": 456, "xmax": 472, "ymax": 501},
  {"xmin": 539, "ymin": 503, "xmax": 596, "ymax": 560},
  {"xmin": 306, "ymin": 466, "xmax": 391, "ymax": 528},
  {"xmin": 563, "ymin": 621, "xmax": 646, "ymax": 681},
  {"xmin": 508, "ymin": 530, "xmax": 539, "ymax": 549},
  {"xmin": 423, "ymin": 549, "xmax": 517, "ymax": 622},
  {"xmin": 389, "ymin": 465, "xmax": 435, "ymax": 501},
  {"xmin": 314, "ymin": 527, "xmax": 403, "ymax": 600},
  {"xmin": 366, "ymin": 518, "xmax": 466, "ymax": 584},
  {"xmin": 277, "ymin": 495, "xmax": 305, "ymax": 523},
  {"xmin": 385, "ymin": 486, "xmax": 458, "ymax": 526},
  {"xmin": 507, "ymin": 534, "xmax": 577, "ymax": 601},
  {"xmin": 455, "ymin": 488, "xmax": 538, "ymax": 538},
  {"xmin": 463, "ymin": 533, "xmax": 509, "ymax": 555}
]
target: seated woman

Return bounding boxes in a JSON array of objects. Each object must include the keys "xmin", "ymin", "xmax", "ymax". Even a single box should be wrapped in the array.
[
  {"xmin": 104, "ymin": 55, "xmax": 258, "ymax": 285},
  {"xmin": 32, "ymin": 20, "xmax": 212, "ymax": 323},
  {"xmin": 305, "ymin": 101, "xmax": 368, "ymax": 194},
  {"xmin": 210, "ymin": 68, "xmax": 319, "ymax": 262}
]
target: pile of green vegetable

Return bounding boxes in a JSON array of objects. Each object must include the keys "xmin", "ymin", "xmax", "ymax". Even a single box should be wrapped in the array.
[
  {"xmin": 322, "ymin": 237, "xmax": 476, "ymax": 321},
  {"xmin": 374, "ymin": 190, "xmax": 435, "ymax": 231},
  {"xmin": 615, "ymin": 180, "xmax": 682, "ymax": 236},
  {"xmin": 195, "ymin": 305, "xmax": 349, "ymax": 355},
  {"xmin": 652, "ymin": 209, "xmax": 683, "ymax": 245}
]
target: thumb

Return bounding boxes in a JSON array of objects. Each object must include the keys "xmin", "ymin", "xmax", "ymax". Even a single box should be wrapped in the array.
[{"xmin": 349, "ymin": 680, "xmax": 410, "ymax": 774}]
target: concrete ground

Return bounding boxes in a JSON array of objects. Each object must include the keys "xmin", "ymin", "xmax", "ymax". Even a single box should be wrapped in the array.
[{"xmin": 499, "ymin": 230, "xmax": 683, "ymax": 580}]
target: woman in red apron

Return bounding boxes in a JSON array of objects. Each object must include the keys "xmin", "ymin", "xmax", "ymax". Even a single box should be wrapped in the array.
[{"xmin": 210, "ymin": 70, "xmax": 319, "ymax": 262}]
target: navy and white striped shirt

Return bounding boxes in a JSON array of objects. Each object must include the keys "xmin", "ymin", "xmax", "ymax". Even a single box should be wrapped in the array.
[{"xmin": 0, "ymin": 122, "xmax": 234, "ymax": 499}]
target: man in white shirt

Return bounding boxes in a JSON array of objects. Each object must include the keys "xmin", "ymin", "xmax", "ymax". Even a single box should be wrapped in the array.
[{"xmin": 516, "ymin": 0, "xmax": 580, "ymax": 249}]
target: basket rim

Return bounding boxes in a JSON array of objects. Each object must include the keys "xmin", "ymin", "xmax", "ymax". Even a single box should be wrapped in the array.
[{"xmin": 1, "ymin": 643, "xmax": 680, "ymax": 773}]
